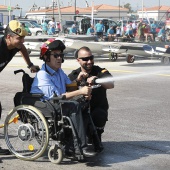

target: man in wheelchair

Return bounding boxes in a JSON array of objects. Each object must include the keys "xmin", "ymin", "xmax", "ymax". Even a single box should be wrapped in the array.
[{"xmin": 29, "ymin": 38, "xmax": 102, "ymax": 158}]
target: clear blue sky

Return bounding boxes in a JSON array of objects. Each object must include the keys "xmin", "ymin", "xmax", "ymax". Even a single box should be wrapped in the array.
[{"xmin": 3, "ymin": 0, "xmax": 170, "ymax": 15}]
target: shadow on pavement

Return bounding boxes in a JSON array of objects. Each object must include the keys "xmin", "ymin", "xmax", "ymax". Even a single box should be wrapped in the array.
[{"xmin": 84, "ymin": 140, "xmax": 170, "ymax": 167}]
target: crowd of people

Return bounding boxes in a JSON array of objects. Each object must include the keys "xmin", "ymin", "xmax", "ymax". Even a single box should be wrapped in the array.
[
  {"xmin": 106, "ymin": 19, "xmax": 168, "ymax": 42},
  {"xmin": 41, "ymin": 17, "xmax": 61, "ymax": 35},
  {"xmin": 20, "ymin": 16, "xmax": 169, "ymax": 43},
  {"xmin": 68, "ymin": 19, "xmax": 169, "ymax": 43}
]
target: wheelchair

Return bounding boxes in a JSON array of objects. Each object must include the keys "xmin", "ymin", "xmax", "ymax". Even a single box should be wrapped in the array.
[{"xmin": 4, "ymin": 69, "xmax": 99, "ymax": 164}]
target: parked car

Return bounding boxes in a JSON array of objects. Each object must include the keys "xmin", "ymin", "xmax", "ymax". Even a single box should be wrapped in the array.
[
  {"xmin": 18, "ymin": 19, "xmax": 38, "ymax": 24},
  {"xmin": 18, "ymin": 20, "xmax": 42, "ymax": 36},
  {"xmin": 62, "ymin": 20, "xmax": 79, "ymax": 34},
  {"xmin": 0, "ymin": 22, "xmax": 4, "ymax": 34}
]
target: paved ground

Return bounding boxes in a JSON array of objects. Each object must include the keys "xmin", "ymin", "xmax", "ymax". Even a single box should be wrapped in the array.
[{"xmin": 0, "ymin": 54, "xmax": 170, "ymax": 170}]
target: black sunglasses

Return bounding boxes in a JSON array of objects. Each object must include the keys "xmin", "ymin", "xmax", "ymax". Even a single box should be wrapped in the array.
[
  {"xmin": 51, "ymin": 53, "xmax": 65, "ymax": 58},
  {"xmin": 78, "ymin": 55, "xmax": 94, "ymax": 61}
]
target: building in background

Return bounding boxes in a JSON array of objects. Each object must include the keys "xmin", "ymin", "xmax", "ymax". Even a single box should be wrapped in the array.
[
  {"xmin": 138, "ymin": 6, "xmax": 170, "ymax": 21},
  {"xmin": 25, "ymin": 4, "xmax": 129, "ymax": 23},
  {"xmin": 0, "ymin": 5, "xmax": 14, "ymax": 24}
]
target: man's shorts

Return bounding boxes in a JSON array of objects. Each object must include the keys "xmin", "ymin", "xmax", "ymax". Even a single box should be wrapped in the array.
[{"xmin": 97, "ymin": 32, "xmax": 103, "ymax": 36}]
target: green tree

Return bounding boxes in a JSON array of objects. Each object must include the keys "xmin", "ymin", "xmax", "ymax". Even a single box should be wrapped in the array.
[{"xmin": 123, "ymin": 3, "xmax": 133, "ymax": 13}]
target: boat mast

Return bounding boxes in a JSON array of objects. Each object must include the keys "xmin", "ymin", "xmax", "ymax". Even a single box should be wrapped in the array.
[{"xmin": 56, "ymin": 0, "xmax": 62, "ymax": 32}]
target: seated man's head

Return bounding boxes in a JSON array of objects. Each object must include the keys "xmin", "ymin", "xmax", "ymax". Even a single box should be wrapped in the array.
[{"xmin": 40, "ymin": 38, "xmax": 66, "ymax": 71}]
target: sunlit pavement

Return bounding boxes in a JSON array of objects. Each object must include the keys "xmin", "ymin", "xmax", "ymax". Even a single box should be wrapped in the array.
[{"xmin": 0, "ymin": 54, "xmax": 170, "ymax": 170}]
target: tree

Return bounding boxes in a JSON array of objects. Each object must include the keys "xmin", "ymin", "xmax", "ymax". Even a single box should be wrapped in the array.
[{"xmin": 123, "ymin": 3, "xmax": 134, "ymax": 13}]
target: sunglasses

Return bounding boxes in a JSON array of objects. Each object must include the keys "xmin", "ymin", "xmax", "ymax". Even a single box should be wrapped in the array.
[
  {"xmin": 78, "ymin": 55, "xmax": 94, "ymax": 61},
  {"xmin": 51, "ymin": 53, "xmax": 65, "ymax": 58}
]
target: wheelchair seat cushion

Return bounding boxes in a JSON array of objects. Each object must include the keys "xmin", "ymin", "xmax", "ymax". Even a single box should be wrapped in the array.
[
  {"xmin": 34, "ymin": 101, "xmax": 59, "ymax": 118},
  {"xmin": 14, "ymin": 92, "xmax": 43, "ymax": 106},
  {"xmin": 14, "ymin": 92, "xmax": 57, "ymax": 118}
]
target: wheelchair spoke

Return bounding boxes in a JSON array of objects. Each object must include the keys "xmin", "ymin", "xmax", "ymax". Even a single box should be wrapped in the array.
[{"xmin": 4, "ymin": 105, "xmax": 49, "ymax": 161}]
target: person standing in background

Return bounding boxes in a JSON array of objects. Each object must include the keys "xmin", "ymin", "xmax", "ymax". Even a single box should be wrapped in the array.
[
  {"xmin": 41, "ymin": 20, "xmax": 48, "ymax": 35},
  {"xmin": 95, "ymin": 20, "xmax": 104, "ymax": 40}
]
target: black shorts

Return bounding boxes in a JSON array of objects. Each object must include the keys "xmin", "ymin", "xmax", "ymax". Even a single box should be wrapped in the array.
[{"xmin": 97, "ymin": 32, "xmax": 103, "ymax": 36}]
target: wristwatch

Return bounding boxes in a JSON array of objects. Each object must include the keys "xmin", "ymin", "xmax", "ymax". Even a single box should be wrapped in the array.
[{"xmin": 27, "ymin": 62, "xmax": 34, "ymax": 69}]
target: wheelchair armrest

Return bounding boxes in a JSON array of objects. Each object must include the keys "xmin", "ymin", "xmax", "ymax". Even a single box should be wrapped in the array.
[
  {"xmin": 51, "ymin": 95, "xmax": 66, "ymax": 102},
  {"xmin": 22, "ymin": 93, "xmax": 44, "ymax": 98},
  {"xmin": 30, "ymin": 93, "xmax": 44, "ymax": 98}
]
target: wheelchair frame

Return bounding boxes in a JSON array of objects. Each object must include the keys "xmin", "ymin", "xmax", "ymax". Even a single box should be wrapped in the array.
[{"xmin": 4, "ymin": 69, "xmax": 86, "ymax": 164}]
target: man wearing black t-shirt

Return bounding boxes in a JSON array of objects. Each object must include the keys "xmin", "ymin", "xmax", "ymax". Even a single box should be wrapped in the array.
[
  {"xmin": 0, "ymin": 20, "xmax": 39, "ymax": 155},
  {"xmin": 68, "ymin": 46, "xmax": 114, "ymax": 146}
]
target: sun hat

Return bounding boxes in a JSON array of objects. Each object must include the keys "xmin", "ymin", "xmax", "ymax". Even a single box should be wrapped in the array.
[{"xmin": 8, "ymin": 20, "xmax": 28, "ymax": 36}]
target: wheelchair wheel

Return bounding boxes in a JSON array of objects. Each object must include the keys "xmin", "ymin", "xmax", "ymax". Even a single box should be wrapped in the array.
[
  {"xmin": 48, "ymin": 145, "xmax": 63, "ymax": 164},
  {"xmin": 4, "ymin": 105, "xmax": 49, "ymax": 161}
]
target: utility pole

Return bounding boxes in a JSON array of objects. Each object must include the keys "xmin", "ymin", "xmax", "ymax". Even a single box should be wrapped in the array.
[
  {"xmin": 158, "ymin": 0, "xmax": 160, "ymax": 20},
  {"xmin": 119, "ymin": 0, "xmax": 120, "ymax": 21},
  {"xmin": 75, "ymin": 0, "xmax": 76, "ymax": 19},
  {"xmin": 52, "ymin": 0, "xmax": 55, "ymax": 19},
  {"xmin": 8, "ymin": 0, "xmax": 11, "ymax": 21},
  {"xmin": 56, "ymin": 0, "xmax": 62, "ymax": 32},
  {"xmin": 142, "ymin": 0, "xmax": 144, "ymax": 20}
]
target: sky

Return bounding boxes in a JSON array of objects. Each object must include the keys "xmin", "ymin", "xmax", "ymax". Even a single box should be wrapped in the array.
[{"xmin": 3, "ymin": 0, "xmax": 170, "ymax": 15}]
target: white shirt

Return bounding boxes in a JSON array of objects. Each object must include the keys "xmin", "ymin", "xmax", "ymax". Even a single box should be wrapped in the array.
[
  {"xmin": 126, "ymin": 24, "xmax": 131, "ymax": 32},
  {"xmin": 132, "ymin": 23, "xmax": 137, "ymax": 29},
  {"xmin": 48, "ymin": 21, "xmax": 56, "ymax": 28}
]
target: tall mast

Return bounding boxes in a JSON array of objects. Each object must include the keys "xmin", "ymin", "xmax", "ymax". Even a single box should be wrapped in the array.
[{"xmin": 56, "ymin": 0, "xmax": 62, "ymax": 32}]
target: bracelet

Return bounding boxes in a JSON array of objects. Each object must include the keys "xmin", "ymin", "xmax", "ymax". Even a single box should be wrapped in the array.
[{"xmin": 27, "ymin": 62, "xmax": 34, "ymax": 69}]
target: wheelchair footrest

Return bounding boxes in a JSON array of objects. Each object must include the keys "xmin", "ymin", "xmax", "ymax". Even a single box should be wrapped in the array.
[{"xmin": 75, "ymin": 154, "xmax": 84, "ymax": 160}]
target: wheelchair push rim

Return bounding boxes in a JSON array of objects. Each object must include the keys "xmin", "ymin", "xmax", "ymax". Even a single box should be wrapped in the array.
[{"xmin": 4, "ymin": 105, "xmax": 49, "ymax": 161}]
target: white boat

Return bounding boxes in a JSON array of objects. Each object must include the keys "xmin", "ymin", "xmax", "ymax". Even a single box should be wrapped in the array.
[{"xmin": 24, "ymin": 35, "xmax": 154, "ymax": 63}]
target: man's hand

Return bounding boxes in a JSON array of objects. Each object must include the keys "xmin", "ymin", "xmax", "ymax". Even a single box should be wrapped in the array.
[
  {"xmin": 84, "ymin": 95, "xmax": 92, "ymax": 100},
  {"xmin": 79, "ymin": 86, "xmax": 92, "ymax": 96},
  {"xmin": 30, "ymin": 65, "xmax": 40, "ymax": 73},
  {"xmin": 87, "ymin": 76, "xmax": 97, "ymax": 85},
  {"xmin": 76, "ymin": 72, "xmax": 89, "ymax": 82}
]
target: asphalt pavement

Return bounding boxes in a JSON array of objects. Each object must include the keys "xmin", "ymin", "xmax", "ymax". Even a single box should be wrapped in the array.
[{"xmin": 0, "ymin": 54, "xmax": 170, "ymax": 170}]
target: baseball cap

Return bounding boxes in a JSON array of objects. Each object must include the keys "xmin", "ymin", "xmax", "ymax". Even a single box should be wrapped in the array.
[{"xmin": 8, "ymin": 20, "xmax": 28, "ymax": 36}]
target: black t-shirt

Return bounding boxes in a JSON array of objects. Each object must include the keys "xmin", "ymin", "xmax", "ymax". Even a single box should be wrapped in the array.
[
  {"xmin": 166, "ymin": 48, "xmax": 170, "ymax": 54},
  {"xmin": 68, "ymin": 65, "xmax": 112, "ymax": 111},
  {"xmin": 0, "ymin": 37, "xmax": 20, "ymax": 72}
]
